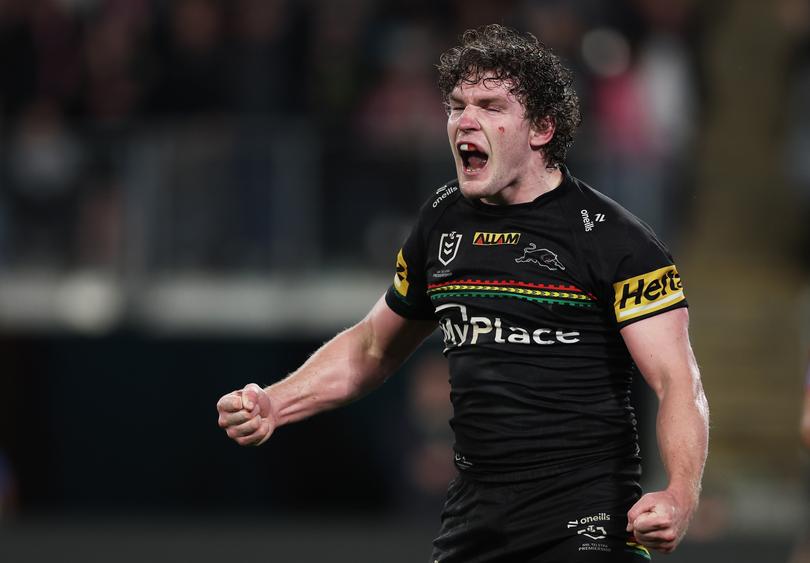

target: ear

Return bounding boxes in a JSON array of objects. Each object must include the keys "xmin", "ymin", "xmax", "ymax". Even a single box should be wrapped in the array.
[{"xmin": 529, "ymin": 116, "xmax": 555, "ymax": 149}]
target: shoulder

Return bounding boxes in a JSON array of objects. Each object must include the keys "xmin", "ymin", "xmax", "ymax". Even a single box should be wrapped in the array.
[
  {"xmin": 563, "ymin": 173, "xmax": 662, "ymax": 248},
  {"xmin": 413, "ymin": 178, "xmax": 464, "ymax": 229},
  {"xmin": 561, "ymin": 172, "xmax": 685, "ymax": 326},
  {"xmin": 423, "ymin": 178, "xmax": 463, "ymax": 212}
]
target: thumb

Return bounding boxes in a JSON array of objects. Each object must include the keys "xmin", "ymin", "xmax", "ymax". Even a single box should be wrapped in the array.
[
  {"xmin": 255, "ymin": 386, "xmax": 272, "ymax": 418},
  {"xmin": 241, "ymin": 383, "xmax": 273, "ymax": 418},
  {"xmin": 241, "ymin": 383, "xmax": 264, "ymax": 411}
]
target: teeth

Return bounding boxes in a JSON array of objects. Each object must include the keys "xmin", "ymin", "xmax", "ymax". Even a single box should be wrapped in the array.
[{"xmin": 459, "ymin": 143, "xmax": 470, "ymax": 151}]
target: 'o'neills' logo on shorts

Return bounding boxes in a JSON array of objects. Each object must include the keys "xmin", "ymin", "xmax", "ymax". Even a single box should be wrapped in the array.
[
  {"xmin": 613, "ymin": 265, "xmax": 684, "ymax": 322},
  {"xmin": 394, "ymin": 248, "xmax": 410, "ymax": 297},
  {"xmin": 473, "ymin": 232, "xmax": 521, "ymax": 246}
]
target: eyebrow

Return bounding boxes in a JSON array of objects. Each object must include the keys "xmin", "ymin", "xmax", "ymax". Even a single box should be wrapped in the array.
[{"xmin": 448, "ymin": 93, "xmax": 507, "ymax": 106}]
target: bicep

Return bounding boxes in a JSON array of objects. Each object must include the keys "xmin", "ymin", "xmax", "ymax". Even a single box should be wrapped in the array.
[{"xmin": 620, "ymin": 308, "xmax": 700, "ymax": 398}]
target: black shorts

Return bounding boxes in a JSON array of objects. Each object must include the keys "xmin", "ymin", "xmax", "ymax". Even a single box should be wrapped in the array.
[{"xmin": 431, "ymin": 461, "xmax": 650, "ymax": 563}]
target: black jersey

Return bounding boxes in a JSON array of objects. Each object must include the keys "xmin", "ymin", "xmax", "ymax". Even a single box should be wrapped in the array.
[{"xmin": 385, "ymin": 167, "xmax": 687, "ymax": 482}]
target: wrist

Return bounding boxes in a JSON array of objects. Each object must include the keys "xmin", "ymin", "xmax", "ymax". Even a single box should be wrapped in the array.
[{"xmin": 666, "ymin": 480, "xmax": 700, "ymax": 511}]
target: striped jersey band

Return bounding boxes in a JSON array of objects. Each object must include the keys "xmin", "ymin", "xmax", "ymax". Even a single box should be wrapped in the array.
[{"xmin": 428, "ymin": 279, "xmax": 597, "ymax": 309}]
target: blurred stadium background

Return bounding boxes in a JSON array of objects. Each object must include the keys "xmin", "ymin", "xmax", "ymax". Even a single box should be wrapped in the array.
[{"xmin": 0, "ymin": 0, "xmax": 809, "ymax": 561}]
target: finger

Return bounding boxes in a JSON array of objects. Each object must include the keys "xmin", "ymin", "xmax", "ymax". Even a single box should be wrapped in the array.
[
  {"xmin": 226, "ymin": 416, "xmax": 262, "ymax": 438},
  {"xmin": 635, "ymin": 527, "xmax": 677, "ymax": 544},
  {"xmin": 216, "ymin": 392, "xmax": 244, "ymax": 413},
  {"xmin": 635, "ymin": 533, "xmax": 676, "ymax": 553},
  {"xmin": 255, "ymin": 421, "xmax": 273, "ymax": 445},
  {"xmin": 627, "ymin": 494, "xmax": 658, "ymax": 524},
  {"xmin": 218, "ymin": 409, "xmax": 254, "ymax": 429},
  {"xmin": 632, "ymin": 512, "xmax": 671, "ymax": 533},
  {"xmin": 235, "ymin": 421, "xmax": 272, "ymax": 447}
]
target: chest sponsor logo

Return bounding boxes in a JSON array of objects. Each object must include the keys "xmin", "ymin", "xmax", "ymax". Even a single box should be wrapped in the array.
[
  {"xmin": 435, "ymin": 303, "xmax": 580, "ymax": 351},
  {"xmin": 515, "ymin": 243, "xmax": 565, "ymax": 271},
  {"xmin": 393, "ymin": 248, "xmax": 409, "ymax": 297},
  {"xmin": 613, "ymin": 265, "xmax": 684, "ymax": 322},
  {"xmin": 472, "ymin": 231, "xmax": 521, "ymax": 246},
  {"xmin": 438, "ymin": 231, "xmax": 462, "ymax": 266}
]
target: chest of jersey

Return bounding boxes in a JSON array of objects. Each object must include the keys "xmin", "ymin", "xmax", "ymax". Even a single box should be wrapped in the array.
[{"xmin": 423, "ymin": 208, "xmax": 604, "ymax": 352}]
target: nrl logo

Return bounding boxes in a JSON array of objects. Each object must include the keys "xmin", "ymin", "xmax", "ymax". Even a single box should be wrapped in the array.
[
  {"xmin": 515, "ymin": 243, "xmax": 565, "ymax": 271},
  {"xmin": 439, "ymin": 231, "xmax": 462, "ymax": 266}
]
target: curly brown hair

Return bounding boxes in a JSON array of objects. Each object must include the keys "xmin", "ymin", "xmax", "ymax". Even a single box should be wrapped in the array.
[{"xmin": 437, "ymin": 24, "xmax": 581, "ymax": 168}]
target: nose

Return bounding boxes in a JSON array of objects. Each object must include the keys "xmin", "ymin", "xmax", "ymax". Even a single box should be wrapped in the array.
[{"xmin": 457, "ymin": 106, "xmax": 480, "ymax": 131}]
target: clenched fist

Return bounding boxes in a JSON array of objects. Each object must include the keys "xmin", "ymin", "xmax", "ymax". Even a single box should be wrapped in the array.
[
  {"xmin": 217, "ymin": 383, "xmax": 275, "ymax": 446},
  {"xmin": 626, "ymin": 489, "xmax": 695, "ymax": 553}
]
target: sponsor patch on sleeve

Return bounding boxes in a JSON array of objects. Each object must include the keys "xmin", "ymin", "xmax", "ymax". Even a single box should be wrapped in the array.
[
  {"xmin": 394, "ymin": 248, "xmax": 410, "ymax": 297},
  {"xmin": 613, "ymin": 265, "xmax": 685, "ymax": 322}
]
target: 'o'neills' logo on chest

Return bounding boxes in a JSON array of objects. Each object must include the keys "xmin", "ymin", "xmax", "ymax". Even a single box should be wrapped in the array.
[
  {"xmin": 473, "ymin": 232, "xmax": 521, "ymax": 246},
  {"xmin": 515, "ymin": 243, "xmax": 566, "ymax": 271}
]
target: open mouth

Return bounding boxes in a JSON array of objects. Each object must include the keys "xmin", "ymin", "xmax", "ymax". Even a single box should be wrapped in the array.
[{"xmin": 458, "ymin": 142, "xmax": 489, "ymax": 174}]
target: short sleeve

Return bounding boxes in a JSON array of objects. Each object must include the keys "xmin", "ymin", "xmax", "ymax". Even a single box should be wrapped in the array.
[
  {"xmin": 384, "ymin": 220, "xmax": 436, "ymax": 321},
  {"xmin": 602, "ymin": 222, "xmax": 688, "ymax": 329}
]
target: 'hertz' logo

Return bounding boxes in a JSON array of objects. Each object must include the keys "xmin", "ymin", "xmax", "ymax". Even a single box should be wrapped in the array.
[
  {"xmin": 613, "ymin": 265, "xmax": 685, "ymax": 322},
  {"xmin": 473, "ymin": 232, "xmax": 521, "ymax": 246},
  {"xmin": 394, "ymin": 249, "xmax": 409, "ymax": 297}
]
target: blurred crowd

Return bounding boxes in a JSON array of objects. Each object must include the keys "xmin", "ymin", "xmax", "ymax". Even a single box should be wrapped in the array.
[
  {"xmin": 785, "ymin": 2, "xmax": 810, "ymax": 268},
  {"xmin": 0, "ymin": 0, "xmax": 711, "ymax": 275}
]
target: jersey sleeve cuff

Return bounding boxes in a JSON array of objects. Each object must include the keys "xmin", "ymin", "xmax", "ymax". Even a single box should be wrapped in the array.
[
  {"xmin": 385, "ymin": 286, "xmax": 436, "ymax": 321},
  {"xmin": 616, "ymin": 299, "xmax": 688, "ymax": 330}
]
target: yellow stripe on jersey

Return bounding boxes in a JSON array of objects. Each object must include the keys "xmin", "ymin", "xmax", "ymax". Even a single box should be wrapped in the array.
[
  {"xmin": 613, "ymin": 265, "xmax": 684, "ymax": 322},
  {"xmin": 394, "ymin": 248, "xmax": 410, "ymax": 297},
  {"xmin": 625, "ymin": 541, "xmax": 651, "ymax": 560}
]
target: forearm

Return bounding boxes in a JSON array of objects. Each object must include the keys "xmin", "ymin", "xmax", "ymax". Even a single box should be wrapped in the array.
[
  {"xmin": 622, "ymin": 309, "xmax": 708, "ymax": 550},
  {"xmin": 263, "ymin": 297, "xmax": 435, "ymax": 429},
  {"xmin": 216, "ymin": 297, "xmax": 434, "ymax": 448},
  {"xmin": 265, "ymin": 320, "xmax": 389, "ymax": 427},
  {"xmin": 655, "ymin": 373, "xmax": 709, "ymax": 508}
]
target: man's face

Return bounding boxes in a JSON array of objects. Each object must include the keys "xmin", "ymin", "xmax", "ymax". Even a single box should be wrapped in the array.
[{"xmin": 446, "ymin": 74, "xmax": 538, "ymax": 202}]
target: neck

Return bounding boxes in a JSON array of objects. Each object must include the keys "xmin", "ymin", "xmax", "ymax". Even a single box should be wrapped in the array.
[{"xmin": 481, "ymin": 166, "xmax": 564, "ymax": 206}]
